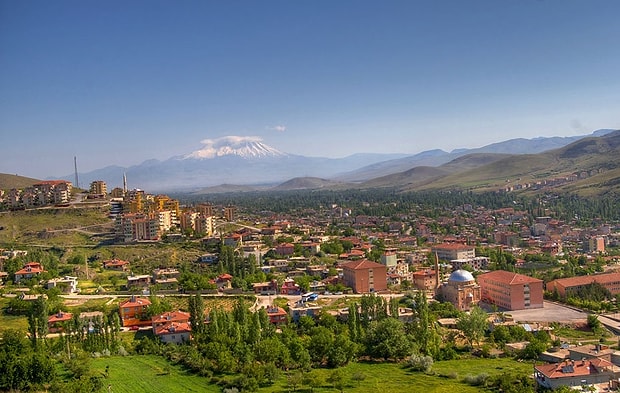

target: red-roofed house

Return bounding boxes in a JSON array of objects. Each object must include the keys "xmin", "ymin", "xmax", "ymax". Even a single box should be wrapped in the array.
[
  {"xmin": 119, "ymin": 296, "xmax": 152, "ymax": 327},
  {"xmin": 48, "ymin": 311, "xmax": 73, "ymax": 333},
  {"xmin": 280, "ymin": 278, "xmax": 300, "ymax": 295},
  {"xmin": 151, "ymin": 310, "xmax": 190, "ymax": 329},
  {"xmin": 154, "ymin": 322, "xmax": 191, "ymax": 344},
  {"xmin": 275, "ymin": 243, "xmax": 295, "ymax": 256},
  {"xmin": 14, "ymin": 262, "xmax": 46, "ymax": 283},
  {"xmin": 535, "ymin": 359, "xmax": 620, "ymax": 390},
  {"xmin": 477, "ymin": 270, "xmax": 543, "ymax": 310},
  {"xmin": 266, "ymin": 305, "xmax": 288, "ymax": 325},
  {"xmin": 341, "ymin": 259, "xmax": 387, "ymax": 293},
  {"xmin": 103, "ymin": 259, "xmax": 130, "ymax": 271}
]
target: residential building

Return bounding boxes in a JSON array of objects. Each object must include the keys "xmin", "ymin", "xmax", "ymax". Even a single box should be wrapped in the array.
[
  {"xmin": 450, "ymin": 256, "xmax": 490, "ymax": 271},
  {"xmin": 151, "ymin": 310, "xmax": 190, "ymax": 330},
  {"xmin": 289, "ymin": 304, "xmax": 322, "ymax": 322},
  {"xmin": 380, "ymin": 251, "xmax": 398, "ymax": 268},
  {"xmin": 280, "ymin": 278, "xmax": 301, "ymax": 295},
  {"xmin": 14, "ymin": 262, "xmax": 46, "ymax": 283},
  {"xmin": 266, "ymin": 305, "xmax": 288, "ymax": 325},
  {"xmin": 253, "ymin": 280, "xmax": 278, "ymax": 295},
  {"xmin": 103, "ymin": 259, "xmax": 130, "ymax": 271},
  {"xmin": 341, "ymin": 259, "xmax": 387, "ymax": 293},
  {"xmin": 275, "ymin": 243, "xmax": 295, "ymax": 256},
  {"xmin": 224, "ymin": 206, "xmax": 236, "ymax": 221},
  {"xmin": 154, "ymin": 322, "xmax": 191, "ymax": 344},
  {"xmin": 118, "ymin": 296, "xmax": 152, "ymax": 327},
  {"xmin": 126, "ymin": 275, "xmax": 151, "ymax": 289},
  {"xmin": 547, "ymin": 272, "xmax": 620, "ymax": 298},
  {"xmin": 411, "ymin": 269, "xmax": 439, "ymax": 291},
  {"xmin": 46, "ymin": 276, "xmax": 79, "ymax": 294},
  {"xmin": 477, "ymin": 270, "xmax": 543, "ymax": 311},
  {"xmin": 48, "ymin": 311, "xmax": 73, "ymax": 333},
  {"xmin": 535, "ymin": 359, "xmax": 620, "ymax": 390},
  {"xmin": 439, "ymin": 269, "xmax": 481, "ymax": 311},
  {"xmin": 432, "ymin": 243, "xmax": 476, "ymax": 261},
  {"xmin": 89, "ymin": 180, "xmax": 107, "ymax": 196}
]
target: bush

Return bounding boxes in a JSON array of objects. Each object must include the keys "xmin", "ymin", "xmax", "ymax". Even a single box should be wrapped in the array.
[
  {"xmin": 463, "ymin": 373, "xmax": 490, "ymax": 387},
  {"xmin": 408, "ymin": 354, "xmax": 434, "ymax": 373}
]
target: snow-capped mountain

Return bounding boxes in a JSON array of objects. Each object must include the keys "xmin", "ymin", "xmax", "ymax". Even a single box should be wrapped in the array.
[
  {"xmin": 184, "ymin": 136, "xmax": 288, "ymax": 160},
  {"xmin": 66, "ymin": 136, "xmax": 405, "ymax": 191}
]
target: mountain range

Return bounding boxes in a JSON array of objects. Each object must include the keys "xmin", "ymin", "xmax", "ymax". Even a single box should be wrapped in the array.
[{"xmin": 3, "ymin": 129, "xmax": 614, "ymax": 196}]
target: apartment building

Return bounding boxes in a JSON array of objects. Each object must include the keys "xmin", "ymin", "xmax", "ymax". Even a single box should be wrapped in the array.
[
  {"xmin": 341, "ymin": 259, "xmax": 387, "ymax": 293},
  {"xmin": 431, "ymin": 243, "xmax": 476, "ymax": 261},
  {"xmin": 89, "ymin": 180, "xmax": 107, "ymax": 196}
]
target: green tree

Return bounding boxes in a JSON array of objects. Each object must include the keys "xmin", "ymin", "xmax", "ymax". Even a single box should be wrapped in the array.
[
  {"xmin": 364, "ymin": 318, "xmax": 412, "ymax": 360},
  {"xmin": 28, "ymin": 295, "xmax": 49, "ymax": 348},
  {"xmin": 188, "ymin": 294, "xmax": 206, "ymax": 339},
  {"xmin": 456, "ymin": 306, "xmax": 488, "ymax": 348}
]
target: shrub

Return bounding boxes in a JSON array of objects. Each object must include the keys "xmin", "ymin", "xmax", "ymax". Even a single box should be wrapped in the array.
[
  {"xmin": 408, "ymin": 354, "xmax": 434, "ymax": 373},
  {"xmin": 463, "ymin": 373, "xmax": 490, "ymax": 386}
]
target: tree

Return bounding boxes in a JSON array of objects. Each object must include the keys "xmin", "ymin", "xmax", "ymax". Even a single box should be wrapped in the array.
[
  {"xmin": 188, "ymin": 294, "xmax": 206, "ymax": 338},
  {"xmin": 411, "ymin": 291, "xmax": 440, "ymax": 358},
  {"xmin": 364, "ymin": 318, "xmax": 412, "ymax": 360},
  {"xmin": 28, "ymin": 295, "xmax": 49, "ymax": 348},
  {"xmin": 456, "ymin": 306, "xmax": 488, "ymax": 348},
  {"xmin": 327, "ymin": 334, "xmax": 357, "ymax": 368}
]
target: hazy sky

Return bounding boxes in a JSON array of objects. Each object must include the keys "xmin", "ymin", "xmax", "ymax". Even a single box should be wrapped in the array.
[{"xmin": 1, "ymin": 0, "xmax": 619, "ymax": 179}]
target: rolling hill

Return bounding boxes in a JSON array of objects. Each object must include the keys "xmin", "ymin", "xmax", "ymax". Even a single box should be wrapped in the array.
[
  {"xmin": 403, "ymin": 130, "xmax": 620, "ymax": 196},
  {"xmin": 0, "ymin": 173, "xmax": 41, "ymax": 190}
]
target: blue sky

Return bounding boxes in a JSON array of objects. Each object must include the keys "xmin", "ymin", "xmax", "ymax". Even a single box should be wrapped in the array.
[{"xmin": 1, "ymin": 0, "xmax": 619, "ymax": 179}]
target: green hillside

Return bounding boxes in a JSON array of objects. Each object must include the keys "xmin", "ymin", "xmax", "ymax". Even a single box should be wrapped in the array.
[{"xmin": 407, "ymin": 130, "xmax": 620, "ymax": 196}]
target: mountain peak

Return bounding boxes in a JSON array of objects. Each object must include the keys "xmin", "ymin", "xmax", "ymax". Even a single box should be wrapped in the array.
[{"xmin": 184, "ymin": 136, "xmax": 288, "ymax": 160}]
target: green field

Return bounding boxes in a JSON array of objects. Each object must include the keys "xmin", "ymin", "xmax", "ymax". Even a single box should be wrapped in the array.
[
  {"xmin": 90, "ymin": 355, "xmax": 534, "ymax": 393},
  {"xmin": 91, "ymin": 355, "xmax": 218, "ymax": 393}
]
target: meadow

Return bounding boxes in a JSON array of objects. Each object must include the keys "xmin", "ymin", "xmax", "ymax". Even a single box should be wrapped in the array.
[{"xmin": 90, "ymin": 355, "xmax": 535, "ymax": 393}]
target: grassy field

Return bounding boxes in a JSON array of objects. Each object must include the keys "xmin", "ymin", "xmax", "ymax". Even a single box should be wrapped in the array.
[
  {"xmin": 89, "ymin": 355, "xmax": 534, "ymax": 393},
  {"xmin": 91, "ymin": 355, "xmax": 219, "ymax": 393}
]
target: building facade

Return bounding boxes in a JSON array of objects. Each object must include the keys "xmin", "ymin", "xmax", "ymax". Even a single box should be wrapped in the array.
[
  {"xmin": 547, "ymin": 272, "xmax": 620, "ymax": 298},
  {"xmin": 432, "ymin": 243, "xmax": 476, "ymax": 261},
  {"xmin": 477, "ymin": 270, "xmax": 543, "ymax": 311},
  {"xmin": 341, "ymin": 259, "xmax": 387, "ymax": 293}
]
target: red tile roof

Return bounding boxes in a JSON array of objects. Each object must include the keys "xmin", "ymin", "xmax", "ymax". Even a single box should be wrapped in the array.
[
  {"xmin": 549, "ymin": 272, "xmax": 620, "ymax": 288},
  {"xmin": 535, "ymin": 358, "xmax": 617, "ymax": 379},
  {"xmin": 154, "ymin": 321, "xmax": 191, "ymax": 336},
  {"xmin": 151, "ymin": 311, "xmax": 190, "ymax": 325},
  {"xmin": 119, "ymin": 296, "xmax": 152, "ymax": 308},
  {"xmin": 478, "ymin": 270, "xmax": 542, "ymax": 285},
  {"xmin": 341, "ymin": 259, "xmax": 385, "ymax": 270},
  {"xmin": 48, "ymin": 312, "xmax": 73, "ymax": 323}
]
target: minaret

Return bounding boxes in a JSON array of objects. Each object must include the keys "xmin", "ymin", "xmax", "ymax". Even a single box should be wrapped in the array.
[
  {"xmin": 74, "ymin": 156, "xmax": 79, "ymax": 188},
  {"xmin": 123, "ymin": 172, "xmax": 127, "ymax": 194},
  {"xmin": 434, "ymin": 252, "xmax": 440, "ymax": 289}
]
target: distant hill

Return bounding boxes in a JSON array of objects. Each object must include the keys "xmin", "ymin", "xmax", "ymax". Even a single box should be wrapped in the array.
[
  {"xmin": 0, "ymin": 173, "xmax": 40, "ymax": 190},
  {"xmin": 335, "ymin": 130, "xmax": 614, "ymax": 182},
  {"xmin": 404, "ymin": 130, "xmax": 620, "ymax": 196},
  {"xmin": 271, "ymin": 177, "xmax": 349, "ymax": 191}
]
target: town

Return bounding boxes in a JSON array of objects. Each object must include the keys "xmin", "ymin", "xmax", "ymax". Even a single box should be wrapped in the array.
[{"xmin": 1, "ymin": 178, "xmax": 620, "ymax": 393}]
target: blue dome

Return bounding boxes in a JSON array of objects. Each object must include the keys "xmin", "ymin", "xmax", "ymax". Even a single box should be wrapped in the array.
[{"xmin": 449, "ymin": 269, "xmax": 475, "ymax": 283}]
